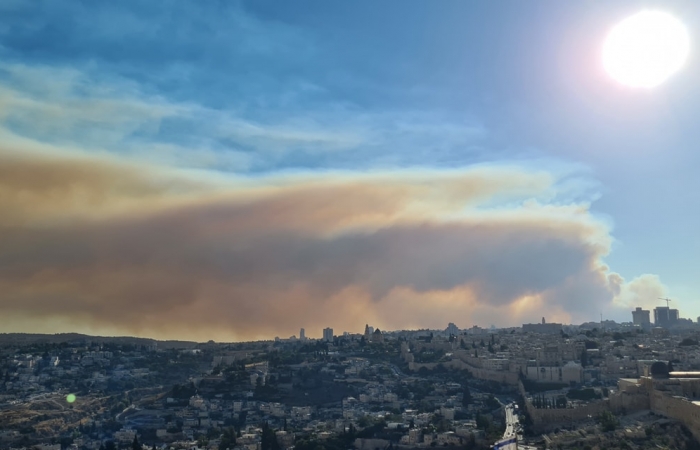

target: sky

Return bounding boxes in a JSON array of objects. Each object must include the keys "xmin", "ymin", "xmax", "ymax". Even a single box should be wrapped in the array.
[{"xmin": 1, "ymin": 0, "xmax": 699, "ymax": 341}]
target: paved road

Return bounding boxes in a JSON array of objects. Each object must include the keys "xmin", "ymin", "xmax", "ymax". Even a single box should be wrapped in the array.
[
  {"xmin": 491, "ymin": 404, "xmax": 518, "ymax": 449},
  {"xmin": 493, "ymin": 404, "xmax": 539, "ymax": 449}
]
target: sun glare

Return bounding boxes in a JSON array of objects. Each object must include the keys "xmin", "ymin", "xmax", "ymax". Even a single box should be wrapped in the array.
[{"xmin": 603, "ymin": 10, "xmax": 690, "ymax": 88}]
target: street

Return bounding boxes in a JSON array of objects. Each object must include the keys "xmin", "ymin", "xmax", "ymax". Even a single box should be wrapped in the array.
[{"xmin": 492, "ymin": 403, "xmax": 538, "ymax": 450}]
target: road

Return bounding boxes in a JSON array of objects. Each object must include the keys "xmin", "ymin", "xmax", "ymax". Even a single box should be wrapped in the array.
[{"xmin": 492, "ymin": 404, "xmax": 538, "ymax": 450}]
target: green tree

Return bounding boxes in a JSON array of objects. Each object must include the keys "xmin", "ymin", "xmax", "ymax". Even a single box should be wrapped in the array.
[
  {"xmin": 475, "ymin": 413, "xmax": 490, "ymax": 430},
  {"xmin": 598, "ymin": 411, "xmax": 619, "ymax": 432},
  {"xmin": 680, "ymin": 338, "xmax": 699, "ymax": 347},
  {"xmin": 580, "ymin": 349, "xmax": 589, "ymax": 367},
  {"xmin": 219, "ymin": 427, "xmax": 237, "ymax": 450},
  {"xmin": 132, "ymin": 435, "xmax": 142, "ymax": 450},
  {"xmin": 261, "ymin": 422, "xmax": 280, "ymax": 450},
  {"xmin": 462, "ymin": 386, "xmax": 472, "ymax": 406}
]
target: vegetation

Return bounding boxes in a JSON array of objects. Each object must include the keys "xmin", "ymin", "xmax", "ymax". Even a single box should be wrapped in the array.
[
  {"xmin": 597, "ymin": 411, "xmax": 619, "ymax": 432},
  {"xmin": 219, "ymin": 427, "xmax": 237, "ymax": 450},
  {"xmin": 521, "ymin": 378, "xmax": 567, "ymax": 393},
  {"xmin": 680, "ymin": 338, "xmax": 699, "ymax": 347},
  {"xmin": 567, "ymin": 388, "xmax": 602, "ymax": 402},
  {"xmin": 260, "ymin": 422, "xmax": 280, "ymax": 450}
]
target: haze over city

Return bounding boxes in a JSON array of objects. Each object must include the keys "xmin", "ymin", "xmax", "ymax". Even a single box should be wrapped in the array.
[{"xmin": 1, "ymin": 1, "xmax": 700, "ymax": 342}]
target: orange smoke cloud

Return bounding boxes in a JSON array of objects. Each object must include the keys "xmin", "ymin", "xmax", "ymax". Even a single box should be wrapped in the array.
[{"xmin": 0, "ymin": 147, "xmax": 659, "ymax": 340}]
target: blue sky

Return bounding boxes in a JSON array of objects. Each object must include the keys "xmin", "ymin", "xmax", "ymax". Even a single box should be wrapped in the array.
[{"xmin": 0, "ymin": 1, "xmax": 698, "ymax": 338}]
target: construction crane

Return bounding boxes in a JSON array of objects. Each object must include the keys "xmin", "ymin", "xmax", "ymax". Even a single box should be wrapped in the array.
[{"xmin": 659, "ymin": 297, "xmax": 673, "ymax": 307}]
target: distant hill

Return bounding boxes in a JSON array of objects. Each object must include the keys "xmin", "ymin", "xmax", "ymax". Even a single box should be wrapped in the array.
[{"xmin": 0, "ymin": 333, "xmax": 198, "ymax": 349}]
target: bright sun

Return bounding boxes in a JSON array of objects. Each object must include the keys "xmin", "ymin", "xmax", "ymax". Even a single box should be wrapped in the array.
[{"xmin": 603, "ymin": 10, "xmax": 690, "ymax": 88}]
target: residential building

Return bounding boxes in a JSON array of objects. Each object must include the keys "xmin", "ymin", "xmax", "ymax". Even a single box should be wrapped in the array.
[
  {"xmin": 654, "ymin": 307, "xmax": 679, "ymax": 328},
  {"xmin": 632, "ymin": 307, "xmax": 651, "ymax": 327},
  {"xmin": 323, "ymin": 327, "xmax": 333, "ymax": 342}
]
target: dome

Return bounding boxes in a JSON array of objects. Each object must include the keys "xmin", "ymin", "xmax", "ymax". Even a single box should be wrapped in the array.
[{"xmin": 650, "ymin": 361, "xmax": 669, "ymax": 378}]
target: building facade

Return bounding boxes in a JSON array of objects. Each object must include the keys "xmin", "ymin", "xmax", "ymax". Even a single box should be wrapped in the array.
[
  {"xmin": 632, "ymin": 307, "xmax": 651, "ymax": 327},
  {"xmin": 654, "ymin": 307, "xmax": 679, "ymax": 328},
  {"xmin": 323, "ymin": 327, "xmax": 333, "ymax": 342}
]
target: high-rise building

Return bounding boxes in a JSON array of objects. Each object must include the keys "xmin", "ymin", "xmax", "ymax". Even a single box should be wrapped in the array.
[
  {"xmin": 300, "ymin": 328, "xmax": 306, "ymax": 341},
  {"xmin": 446, "ymin": 322, "xmax": 460, "ymax": 336},
  {"xmin": 654, "ymin": 306, "xmax": 680, "ymax": 328},
  {"xmin": 323, "ymin": 327, "xmax": 333, "ymax": 342},
  {"xmin": 632, "ymin": 307, "xmax": 651, "ymax": 327},
  {"xmin": 654, "ymin": 307, "xmax": 669, "ymax": 326},
  {"xmin": 669, "ymin": 309, "xmax": 679, "ymax": 322}
]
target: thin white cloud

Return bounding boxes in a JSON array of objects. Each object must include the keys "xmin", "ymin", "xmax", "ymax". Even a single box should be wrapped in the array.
[{"xmin": 0, "ymin": 62, "xmax": 490, "ymax": 172}]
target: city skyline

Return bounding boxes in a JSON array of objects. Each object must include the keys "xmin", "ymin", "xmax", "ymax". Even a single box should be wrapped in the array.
[
  {"xmin": 1, "ymin": 1, "xmax": 699, "ymax": 341},
  {"xmin": 3, "ymin": 308, "xmax": 698, "ymax": 343}
]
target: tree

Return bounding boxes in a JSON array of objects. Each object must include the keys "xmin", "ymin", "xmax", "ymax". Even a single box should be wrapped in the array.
[
  {"xmin": 680, "ymin": 338, "xmax": 699, "ymax": 347},
  {"xmin": 475, "ymin": 413, "xmax": 490, "ymax": 430},
  {"xmin": 105, "ymin": 441, "xmax": 117, "ymax": 450},
  {"xmin": 132, "ymin": 435, "xmax": 142, "ymax": 450},
  {"xmin": 580, "ymin": 349, "xmax": 589, "ymax": 367},
  {"xmin": 462, "ymin": 386, "xmax": 473, "ymax": 406},
  {"xmin": 598, "ymin": 411, "xmax": 619, "ymax": 432},
  {"xmin": 219, "ymin": 427, "xmax": 237, "ymax": 450},
  {"xmin": 60, "ymin": 437, "xmax": 73, "ymax": 450},
  {"xmin": 261, "ymin": 422, "xmax": 280, "ymax": 450}
]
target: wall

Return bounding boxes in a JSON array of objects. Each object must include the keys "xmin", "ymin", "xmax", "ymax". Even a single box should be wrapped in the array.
[
  {"xmin": 518, "ymin": 375, "xmax": 700, "ymax": 439},
  {"xmin": 518, "ymin": 381, "xmax": 615, "ymax": 430},
  {"xmin": 650, "ymin": 390, "xmax": 700, "ymax": 442},
  {"xmin": 408, "ymin": 358, "xmax": 519, "ymax": 385}
]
